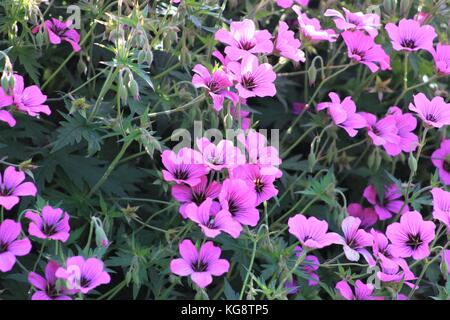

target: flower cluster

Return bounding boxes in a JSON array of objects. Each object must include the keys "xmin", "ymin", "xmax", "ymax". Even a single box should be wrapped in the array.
[{"xmin": 165, "ymin": 130, "xmax": 282, "ymax": 288}]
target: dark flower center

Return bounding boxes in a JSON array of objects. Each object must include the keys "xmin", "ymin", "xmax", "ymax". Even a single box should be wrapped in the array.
[
  {"xmin": 42, "ymin": 223, "xmax": 57, "ymax": 236},
  {"xmin": 0, "ymin": 242, "xmax": 8, "ymax": 253},
  {"xmin": 192, "ymin": 191, "xmax": 206, "ymax": 205},
  {"xmin": 208, "ymin": 80, "xmax": 221, "ymax": 94},
  {"xmin": 0, "ymin": 186, "xmax": 12, "ymax": 196},
  {"xmin": 80, "ymin": 277, "xmax": 91, "ymax": 288},
  {"xmin": 406, "ymin": 233, "xmax": 423, "ymax": 250},
  {"xmin": 238, "ymin": 40, "xmax": 255, "ymax": 51},
  {"xmin": 254, "ymin": 178, "xmax": 264, "ymax": 193},
  {"xmin": 174, "ymin": 168, "xmax": 189, "ymax": 180},
  {"xmin": 192, "ymin": 259, "xmax": 208, "ymax": 272},
  {"xmin": 228, "ymin": 199, "xmax": 239, "ymax": 216},
  {"xmin": 444, "ymin": 158, "xmax": 450, "ymax": 173},
  {"xmin": 351, "ymin": 49, "xmax": 365, "ymax": 60},
  {"xmin": 242, "ymin": 75, "xmax": 257, "ymax": 90},
  {"xmin": 401, "ymin": 39, "xmax": 417, "ymax": 49},
  {"xmin": 426, "ymin": 114, "xmax": 437, "ymax": 122}
]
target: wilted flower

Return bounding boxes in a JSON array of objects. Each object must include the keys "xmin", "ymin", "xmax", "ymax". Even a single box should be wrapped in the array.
[
  {"xmin": 431, "ymin": 44, "xmax": 450, "ymax": 75},
  {"xmin": 288, "ymin": 214, "xmax": 340, "ymax": 249},
  {"xmin": 293, "ymin": 6, "xmax": 338, "ymax": 42},
  {"xmin": 325, "ymin": 7, "xmax": 381, "ymax": 38},
  {"xmin": 347, "ymin": 203, "xmax": 378, "ymax": 229},
  {"xmin": 363, "ymin": 184, "xmax": 408, "ymax": 220},
  {"xmin": 275, "ymin": 21, "xmax": 305, "ymax": 63},
  {"xmin": 431, "ymin": 188, "xmax": 450, "ymax": 229}
]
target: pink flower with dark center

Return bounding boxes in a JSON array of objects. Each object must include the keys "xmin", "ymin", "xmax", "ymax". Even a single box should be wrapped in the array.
[
  {"xmin": 431, "ymin": 139, "xmax": 450, "ymax": 185},
  {"xmin": 288, "ymin": 214, "xmax": 341, "ymax": 249},
  {"xmin": 32, "ymin": 18, "xmax": 81, "ymax": 52},
  {"xmin": 408, "ymin": 93, "xmax": 450, "ymax": 128},
  {"xmin": 276, "ymin": 0, "xmax": 309, "ymax": 9},
  {"xmin": 370, "ymin": 230, "xmax": 416, "ymax": 288},
  {"xmin": 0, "ymin": 166, "xmax": 37, "ymax": 211},
  {"xmin": 293, "ymin": 6, "xmax": 338, "ymax": 42},
  {"xmin": 170, "ymin": 240, "xmax": 229, "ymax": 288},
  {"xmin": 316, "ymin": 92, "xmax": 367, "ymax": 137},
  {"xmin": 28, "ymin": 260, "xmax": 75, "ymax": 300},
  {"xmin": 386, "ymin": 107, "xmax": 418, "ymax": 155},
  {"xmin": 347, "ymin": 203, "xmax": 378, "ymax": 229},
  {"xmin": 228, "ymin": 54, "xmax": 277, "ymax": 99},
  {"xmin": 386, "ymin": 211, "xmax": 436, "ymax": 261},
  {"xmin": 275, "ymin": 21, "xmax": 305, "ymax": 63},
  {"xmin": 336, "ymin": 280, "xmax": 382, "ymax": 300},
  {"xmin": 219, "ymin": 178, "xmax": 259, "ymax": 227},
  {"xmin": 196, "ymin": 138, "xmax": 245, "ymax": 171},
  {"xmin": 360, "ymin": 112, "xmax": 400, "ymax": 156},
  {"xmin": 231, "ymin": 164, "xmax": 278, "ymax": 205},
  {"xmin": 0, "ymin": 74, "xmax": 51, "ymax": 127},
  {"xmin": 0, "ymin": 219, "xmax": 31, "ymax": 272},
  {"xmin": 385, "ymin": 19, "xmax": 436, "ymax": 53},
  {"xmin": 55, "ymin": 256, "xmax": 111, "ymax": 294},
  {"xmin": 214, "ymin": 19, "xmax": 273, "ymax": 61},
  {"xmin": 25, "ymin": 205, "xmax": 70, "ymax": 242},
  {"xmin": 325, "ymin": 7, "xmax": 381, "ymax": 38},
  {"xmin": 161, "ymin": 148, "xmax": 209, "ymax": 187},
  {"xmin": 185, "ymin": 198, "xmax": 242, "ymax": 239},
  {"xmin": 237, "ymin": 130, "xmax": 282, "ymax": 178},
  {"xmin": 192, "ymin": 64, "xmax": 238, "ymax": 111},
  {"xmin": 363, "ymin": 184, "xmax": 408, "ymax": 220},
  {"xmin": 171, "ymin": 176, "xmax": 221, "ymax": 218},
  {"xmin": 336, "ymin": 216, "xmax": 375, "ymax": 265},
  {"xmin": 431, "ymin": 43, "xmax": 450, "ymax": 75},
  {"xmin": 342, "ymin": 31, "xmax": 391, "ymax": 73},
  {"xmin": 431, "ymin": 188, "xmax": 450, "ymax": 229}
]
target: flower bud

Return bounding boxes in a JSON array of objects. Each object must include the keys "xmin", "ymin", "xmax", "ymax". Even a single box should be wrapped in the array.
[{"xmin": 92, "ymin": 217, "xmax": 109, "ymax": 248}]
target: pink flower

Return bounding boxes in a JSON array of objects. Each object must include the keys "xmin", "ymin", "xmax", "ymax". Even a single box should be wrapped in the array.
[
  {"xmin": 386, "ymin": 106, "xmax": 418, "ymax": 154},
  {"xmin": 185, "ymin": 198, "xmax": 242, "ymax": 239},
  {"xmin": 363, "ymin": 184, "xmax": 409, "ymax": 220},
  {"xmin": 196, "ymin": 138, "xmax": 245, "ymax": 171},
  {"xmin": 431, "ymin": 139, "xmax": 450, "ymax": 185},
  {"xmin": 370, "ymin": 230, "xmax": 416, "ymax": 288},
  {"xmin": 408, "ymin": 93, "xmax": 450, "ymax": 128},
  {"xmin": 0, "ymin": 74, "xmax": 51, "ymax": 127},
  {"xmin": 385, "ymin": 19, "xmax": 436, "ymax": 53},
  {"xmin": 276, "ymin": 0, "xmax": 309, "ymax": 9},
  {"xmin": 32, "ymin": 18, "xmax": 81, "ymax": 52},
  {"xmin": 25, "ymin": 205, "xmax": 70, "ymax": 242},
  {"xmin": 237, "ymin": 130, "xmax": 282, "ymax": 178},
  {"xmin": 336, "ymin": 217, "xmax": 375, "ymax": 265},
  {"xmin": 170, "ymin": 240, "xmax": 229, "ymax": 288},
  {"xmin": 231, "ymin": 102, "xmax": 251, "ymax": 130},
  {"xmin": 55, "ymin": 256, "xmax": 111, "ymax": 294},
  {"xmin": 214, "ymin": 19, "xmax": 273, "ymax": 61},
  {"xmin": 191, "ymin": 65, "xmax": 238, "ymax": 111},
  {"xmin": 285, "ymin": 246, "xmax": 320, "ymax": 294},
  {"xmin": 347, "ymin": 203, "xmax": 378, "ymax": 229},
  {"xmin": 0, "ymin": 166, "xmax": 37, "ymax": 211},
  {"xmin": 336, "ymin": 280, "xmax": 382, "ymax": 300},
  {"xmin": 171, "ymin": 176, "xmax": 221, "ymax": 218},
  {"xmin": 342, "ymin": 31, "xmax": 391, "ymax": 72},
  {"xmin": 161, "ymin": 148, "xmax": 209, "ymax": 187},
  {"xmin": 293, "ymin": 6, "xmax": 338, "ymax": 42},
  {"xmin": 230, "ymin": 164, "xmax": 278, "ymax": 205},
  {"xmin": 386, "ymin": 211, "xmax": 436, "ymax": 261},
  {"xmin": 275, "ymin": 21, "xmax": 305, "ymax": 63},
  {"xmin": 316, "ymin": 92, "xmax": 367, "ymax": 137},
  {"xmin": 228, "ymin": 54, "xmax": 277, "ymax": 99},
  {"xmin": 443, "ymin": 250, "xmax": 450, "ymax": 274},
  {"xmin": 28, "ymin": 260, "xmax": 75, "ymax": 300},
  {"xmin": 360, "ymin": 112, "xmax": 400, "ymax": 156},
  {"xmin": 219, "ymin": 178, "xmax": 259, "ymax": 227},
  {"xmin": 324, "ymin": 7, "xmax": 381, "ymax": 38},
  {"xmin": 431, "ymin": 43, "xmax": 450, "ymax": 75},
  {"xmin": 431, "ymin": 188, "xmax": 450, "ymax": 229},
  {"xmin": 288, "ymin": 214, "xmax": 340, "ymax": 249},
  {"xmin": 0, "ymin": 219, "xmax": 31, "ymax": 272}
]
